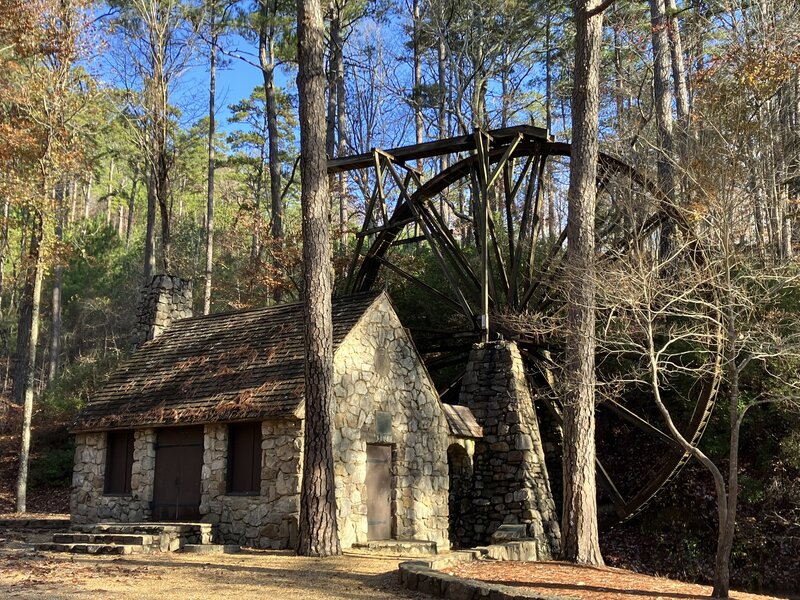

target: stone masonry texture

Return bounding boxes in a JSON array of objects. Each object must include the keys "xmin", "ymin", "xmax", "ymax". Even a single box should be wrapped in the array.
[
  {"xmin": 457, "ymin": 341, "xmax": 561, "ymax": 557},
  {"xmin": 134, "ymin": 274, "xmax": 193, "ymax": 345}
]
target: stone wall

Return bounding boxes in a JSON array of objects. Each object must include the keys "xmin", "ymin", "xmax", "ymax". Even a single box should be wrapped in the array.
[
  {"xmin": 71, "ymin": 429, "xmax": 155, "ymax": 524},
  {"xmin": 331, "ymin": 294, "xmax": 451, "ymax": 549},
  {"xmin": 457, "ymin": 341, "xmax": 561, "ymax": 557},
  {"xmin": 200, "ymin": 420, "xmax": 302, "ymax": 549},
  {"xmin": 71, "ymin": 293, "xmax": 451, "ymax": 550},
  {"xmin": 134, "ymin": 274, "xmax": 193, "ymax": 344}
]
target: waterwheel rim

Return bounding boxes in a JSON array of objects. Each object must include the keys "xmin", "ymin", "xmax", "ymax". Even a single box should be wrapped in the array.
[{"xmin": 335, "ymin": 126, "xmax": 721, "ymax": 524}]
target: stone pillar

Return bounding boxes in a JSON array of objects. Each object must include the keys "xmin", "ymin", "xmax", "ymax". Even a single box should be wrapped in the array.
[
  {"xmin": 135, "ymin": 274, "xmax": 193, "ymax": 345},
  {"xmin": 130, "ymin": 428, "xmax": 156, "ymax": 521},
  {"xmin": 458, "ymin": 341, "xmax": 561, "ymax": 558}
]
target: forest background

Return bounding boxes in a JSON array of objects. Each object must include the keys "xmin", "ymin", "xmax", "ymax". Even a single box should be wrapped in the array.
[{"xmin": 0, "ymin": 0, "xmax": 798, "ymax": 594}]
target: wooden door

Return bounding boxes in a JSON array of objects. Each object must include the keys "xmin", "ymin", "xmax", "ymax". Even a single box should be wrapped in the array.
[
  {"xmin": 366, "ymin": 444, "xmax": 392, "ymax": 540},
  {"xmin": 152, "ymin": 426, "xmax": 204, "ymax": 522}
]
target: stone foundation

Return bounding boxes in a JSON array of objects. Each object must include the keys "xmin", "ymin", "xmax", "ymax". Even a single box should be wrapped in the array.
[{"xmin": 456, "ymin": 341, "xmax": 561, "ymax": 557}]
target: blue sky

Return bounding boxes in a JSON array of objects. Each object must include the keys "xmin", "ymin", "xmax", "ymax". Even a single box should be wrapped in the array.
[{"xmin": 174, "ymin": 32, "xmax": 297, "ymax": 135}]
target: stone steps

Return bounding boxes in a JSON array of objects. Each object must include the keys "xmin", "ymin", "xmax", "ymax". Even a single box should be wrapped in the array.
[
  {"xmin": 52, "ymin": 533, "xmax": 156, "ymax": 546},
  {"xmin": 36, "ymin": 522, "xmax": 225, "ymax": 556},
  {"xmin": 351, "ymin": 539, "xmax": 438, "ymax": 556},
  {"xmin": 35, "ymin": 542, "xmax": 149, "ymax": 555}
]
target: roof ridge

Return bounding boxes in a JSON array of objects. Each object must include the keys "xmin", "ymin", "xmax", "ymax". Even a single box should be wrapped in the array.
[{"xmin": 176, "ymin": 289, "xmax": 383, "ymax": 325}]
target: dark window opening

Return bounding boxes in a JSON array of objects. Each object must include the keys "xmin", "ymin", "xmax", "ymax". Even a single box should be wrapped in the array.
[
  {"xmin": 227, "ymin": 422, "xmax": 262, "ymax": 495},
  {"xmin": 104, "ymin": 429, "xmax": 134, "ymax": 495}
]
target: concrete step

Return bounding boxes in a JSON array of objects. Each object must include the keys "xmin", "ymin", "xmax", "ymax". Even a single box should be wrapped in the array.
[
  {"xmin": 182, "ymin": 544, "xmax": 240, "ymax": 555},
  {"xmin": 70, "ymin": 522, "xmax": 213, "ymax": 548},
  {"xmin": 351, "ymin": 539, "xmax": 438, "ymax": 556},
  {"xmin": 53, "ymin": 533, "xmax": 156, "ymax": 546},
  {"xmin": 71, "ymin": 522, "xmax": 211, "ymax": 536},
  {"xmin": 36, "ymin": 542, "xmax": 149, "ymax": 555}
]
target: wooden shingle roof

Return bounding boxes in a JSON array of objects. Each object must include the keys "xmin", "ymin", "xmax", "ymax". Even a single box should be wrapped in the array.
[
  {"xmin": 73, "ymin": 292, "xmax": 382, "ymax": 432},
  {"xmin": 443, "ymin": 404, "xmax": 484, "ymax": 439}
]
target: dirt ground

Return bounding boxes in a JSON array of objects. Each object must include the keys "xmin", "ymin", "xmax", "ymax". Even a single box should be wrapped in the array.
[
  {"xmin": 1, "ymin": 546, "xmax": 795, "ymax": 600},
  {"xmin": 0, "ymin": 545, "xmax": 429, "ymax": 600},
  {"xmin": 0, "ymin": 520, "xmax": 795, "ymax": 600},
  {"xmin": 444, "ymin": 561, "xmax": 797, "ymax": 600}
]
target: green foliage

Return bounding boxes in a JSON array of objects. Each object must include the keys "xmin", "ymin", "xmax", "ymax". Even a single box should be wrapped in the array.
[
  {"xmin": 30, "ymin": 438, "xmax": 76, "ymax": 488},
  {"xmin": 779, "ymin": 430, "xmax": 800, "ymax": 469},
  {"xmin": 739, "ymin": 474, "xmax": 766, "ymax": 505},
  {"xmin": 40, "ymin": 351, "xmax": 126, "ymax": 415}
]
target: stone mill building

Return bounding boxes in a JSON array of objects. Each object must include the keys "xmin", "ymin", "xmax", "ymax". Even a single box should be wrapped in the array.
[{"xmin": 70, "ymin": 274, "xmax": 561, "ymax": 555}]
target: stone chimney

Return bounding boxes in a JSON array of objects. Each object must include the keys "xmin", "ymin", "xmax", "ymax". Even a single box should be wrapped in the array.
[{"xmin": 134, "ymin": 274, "xmax": 193, "ymax": 345}]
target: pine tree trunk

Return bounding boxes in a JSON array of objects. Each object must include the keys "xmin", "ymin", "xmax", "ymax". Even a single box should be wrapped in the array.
[
  {"xmin": 437, "ymin": 34, "xmax": 448, "ymax": 219},
  {"xmin": 16, "ymin": 214, "xmax": 44, "ymax": 513},
  {"xmin": 437, "ymin": 35, "xmax": 447, "ymax": 166},
  {"xmin": 296, "ymin": 0, "xmax": 341, "ymax": 557},
  {"xmin": 545, "ymin": 11, "xmax": 557, "ymax": 240},
  {"xmin": 0, "ymin": 198, "xmax": 9, "ymax": 315},
  {"xmin": 13, "ymin": 212, "xmax": 33, "ymax": 406},
  {"xmin": 561, "ymin": 0, "xmax": 605, "ymax": 567},
  {"xmin": 412, "ymin": 0, "xmax": 423, "ymax": 150},
  {"xmin": 156, "ymin": 149, "xmax": 171, "ymax": 273},
  {"xmin": 649, "ymin": 0, "xmax": 677, "ymax": 260},
  {"xmin": 665, "ymin": 0, "xmax": 690, "ymax": 124},
  {"xmin": 48, "ymin": 183, "xmax": 65, "ymax": 382},
  {"xmin": 204, "ymin": 23, "xmax": 217, "ymax": 316},
  {"xmin": 335, "ymin": 23, "xmax": 348, "ymax": 256},
  {"xmin": 106, "ymin": 158, "xmax": 115, "ymax": 227},
  {"xmin": 69, "ymin": 180, "xmax": 77, "ymax": 226},
  {"xmin": 144, "ymin": 171, "xmax": 157, "ymax": 283},
  {"xmin": 259, "ymin": 0, "xmax": 283, "ymax": 250},
  {"xmin": 126, "ymin": 169, "xmax": 138, "ymax": 249},
  {"xmin": 325, "ymin": 8, "xmax": 338, "ymax": 164},
  {"xmin": 83, "ymin": 179, "xmax": 91, "ymax": 224}
]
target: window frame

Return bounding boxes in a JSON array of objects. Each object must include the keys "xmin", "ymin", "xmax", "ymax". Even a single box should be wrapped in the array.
[{"xmin": 226, "ymin": 421, "xmax": 262, "ymax": 496}]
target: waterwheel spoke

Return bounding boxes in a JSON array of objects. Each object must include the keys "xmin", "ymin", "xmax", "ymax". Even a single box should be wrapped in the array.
[
  {"xmin": 519, "ymin": 224, "xmax": 567, "ymax": 312},
  {"xmin": 600, "ymin": 399, "xmax": 683, "ymax": 449},
  {"xmin": 332, "ymin": 125, "xmax": 720, "ymax": 525},
  {"xmin": 596, "ymin": 458, "xmax": 628, "ymax": 519},
  {"xmin": 373, "ymin": 256, "xmax": 464, "ymax": 312}
]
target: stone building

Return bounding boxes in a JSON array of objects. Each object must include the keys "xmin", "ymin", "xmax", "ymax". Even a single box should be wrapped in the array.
[{"xmin": 71, "ymin": 280, "xmax": 482, "ymax": 550}]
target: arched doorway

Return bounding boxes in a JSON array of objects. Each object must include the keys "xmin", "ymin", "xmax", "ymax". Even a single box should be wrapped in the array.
[{"xmin": 447, "ymin": 443, "xmax": 473, "ymax": 549}]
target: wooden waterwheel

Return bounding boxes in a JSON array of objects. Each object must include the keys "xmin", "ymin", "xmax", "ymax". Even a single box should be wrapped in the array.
[{"xmin": 330, "ymin": 125, "xmax": 720, "ymax": 524}]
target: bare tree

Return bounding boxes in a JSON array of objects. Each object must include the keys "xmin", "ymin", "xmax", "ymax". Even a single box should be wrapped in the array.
[
  {"xmin": 109, "ymin": 0, "xmax": 200, "ymax": 279},
  {"xmin": 595, "ymin": 226, "xmax": 800, "ymax": 598}
]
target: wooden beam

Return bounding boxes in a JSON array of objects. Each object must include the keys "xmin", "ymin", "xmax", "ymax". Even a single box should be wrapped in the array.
[{"xmin": 327, "ymin": 125, "xmax": 549, "ymax": 174}]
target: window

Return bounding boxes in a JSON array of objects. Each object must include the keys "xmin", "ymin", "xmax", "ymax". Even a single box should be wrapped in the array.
[
  {"xmin": 227, "ymin": 422, "xmax": 262, "ymax": 495},
  {"xmin": 104, "ymin": 430, "xmax": 134, "ymax": 495}
]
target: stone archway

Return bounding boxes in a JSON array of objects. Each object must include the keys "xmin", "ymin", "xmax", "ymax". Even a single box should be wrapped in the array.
[{"xmin": 447, "ymin": 443, "xmax": 473, "ymax": 549}]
